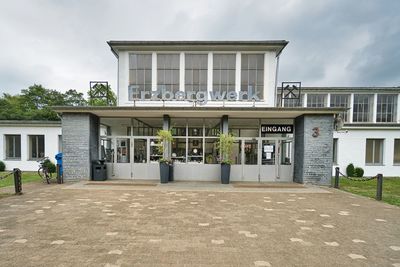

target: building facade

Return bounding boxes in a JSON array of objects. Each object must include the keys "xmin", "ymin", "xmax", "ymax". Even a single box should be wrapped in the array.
[
  {"xmin": 0, "ymin": 121, "xmax": 62, "ymax": 171},
  {"xmin": 55, "ymin": 41, "xmax": 340, "ymax": 185},
  {"xmin": 278, "ymin": 87, "xmax": 400, "ymax": 176}
]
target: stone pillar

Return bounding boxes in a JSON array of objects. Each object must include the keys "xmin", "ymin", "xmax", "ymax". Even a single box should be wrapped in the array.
[
  {"xmin": 294, "ymin": 114, "xmax": 334, "ymax": 185},
  {"xmin": 62, "ymin": 113, "xmax": 99, "ymax": 181}
]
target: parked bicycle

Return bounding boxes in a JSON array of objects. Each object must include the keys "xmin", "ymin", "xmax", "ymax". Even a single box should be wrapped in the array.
[{"xmin": 37, "ymin": 157, "xmax": 52, "ymax": 184}]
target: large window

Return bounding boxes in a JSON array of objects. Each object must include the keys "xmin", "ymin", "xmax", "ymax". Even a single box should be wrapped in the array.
[
  {"xmin": 353, "ymin": 94, "xmax": 374, "ymax": 122},
  {"xmin": 213, "ymin": 54, "xmax": 236, "ymax": 95},
  {"xmin": 333, "ymin": 138, "xmax": 338, "ymax": 164},
  {"xmin": 330, "ymin": 94, "xmax": 350, "ymax": 122},
  {"xmin": 29, "ymin": 135, "xmax": 45, "ymax": 160},
  {"xmin": 241, "ymin": 54, "xmax": 264, "ymax": 99},
  {"xmin": 157, "ymin": 54, "xmax": 180, "ymax": 93},
  {"xmin": 377, "ymin": 94, "xmax": 397, "ymax": 122},
  {"xmin": 283, "ymin": 95, "xmax": 303, "ymax": 107},
  {"xmin": 365, "ymin": 139, "xmax": 383, "ymax": 165},
  {"xmin": 307, "ymin": 94, "xmax": 327, "ymax": 107},
  {"xmin": 129, "ymin": 54, "xmax": 152, "ymax": 100},
  {"xmin": 185, "ymin": 54, "xmax": 207, "ymax": 93},
  {"xmin": 394, "ymin": 139, "xmax": 400, "ymax": 164},
  {"xmin": 5, "ymin": 135, "xmax": 21, "ymax": 160}
]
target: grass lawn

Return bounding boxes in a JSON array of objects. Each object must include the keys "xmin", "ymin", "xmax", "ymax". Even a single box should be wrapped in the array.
[
  {"xmin": 0, "ymin": 171, "xmax": 42, "ymax": 188},
  {"xmin": 337, "ymin": 177, "xmax": 400, "ymax": 207}
]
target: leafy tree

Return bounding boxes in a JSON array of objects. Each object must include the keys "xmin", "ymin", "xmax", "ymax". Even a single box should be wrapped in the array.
[{"xmin": 64, "ymin": 89, "xmax": 88, "ymax": 106}]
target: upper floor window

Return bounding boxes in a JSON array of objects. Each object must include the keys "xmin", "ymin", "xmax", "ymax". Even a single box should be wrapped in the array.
[
  {"xmin": 185, "ymin": 54, "xmax": 208, "ymax": 93},
  {"xmin": 29, "ymin": 135, "xmax": 45, "ymax": 160},
  {"xmin": 157, "ymin": 54, "xmax": 180, "ymax": 93},
  {"xmin": 353, "ymin": 94, "xmax": 374, "ymax": 122},
  {"xmin": 129, "ymin": 54, "xmax": 152, "ymax": 100},
  {"xmin": 330, "ymin": 94, "xmax": 350, "ymax": 122},
  {"xmin": 377, "ymin": 94, "xmax": 397, "ymax": 122},
  {"xmin": 5, "ymin": 135, "xmax": 21, "ymax": 160},
  {"xmin": 282, "ymin": 94, "xmax": 303, "ymax": 107},
  {"xmin": 241, "ymin": 54, "xmax": 264, "ymax": 99},
  {"xmin": 213, "ymin": 54, "xmax": 236, "ymax": 95},
  {"xmin": 307, "ymin": 94, "xmax": 327, "ymax": 107}
]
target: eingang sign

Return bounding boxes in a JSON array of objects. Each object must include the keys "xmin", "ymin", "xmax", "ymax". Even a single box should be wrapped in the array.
[
  {"xmin": 261, "ymin": 124, "xmax": 293, "ymax": 134},
  {"xmin": 128, "ymin": 86, "xmax": 261, "ymax": 104}
]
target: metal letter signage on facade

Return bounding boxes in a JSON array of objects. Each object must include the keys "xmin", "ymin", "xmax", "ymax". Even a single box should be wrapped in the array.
[
  {"xmin": 261, "ymin": 124, "xmax": 293, "ymax": 134},
  {"xmin": 128, "ymin": 85, "xmax": 260, "ymax": 103}
]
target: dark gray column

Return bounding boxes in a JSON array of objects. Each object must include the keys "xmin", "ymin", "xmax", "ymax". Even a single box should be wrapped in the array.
[
  {"xmin": 62, "ymin": 113, "xmax": 99, "ymax": 181},
  {"xmin": 163, "ymin": 115, "xmax": 170, "ymax": 130},
  {"xmin": 221, "ymin": 115, "xmax": 229, "ymax": 134},
  {"xmin": 294, "ymin": 114, "xmax": 334, "ymax": 185}
]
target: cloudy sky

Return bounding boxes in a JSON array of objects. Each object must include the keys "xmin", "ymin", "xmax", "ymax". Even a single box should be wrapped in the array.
[{"xmin": 0, "ymin": 0, "xmax": 399, "ymax": 95}]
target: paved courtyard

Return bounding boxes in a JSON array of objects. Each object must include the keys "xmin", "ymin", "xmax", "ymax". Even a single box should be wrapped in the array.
[{"xmin": 0, "ymin": 181, "xmax": 399, "ymax": 267}]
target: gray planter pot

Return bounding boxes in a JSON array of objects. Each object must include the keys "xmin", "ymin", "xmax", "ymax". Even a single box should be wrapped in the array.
[
  {"xmin": 159, "ymin": 162, "xmax": 169, "ymax": 183},
  {"xmin": 221, "ymin": 163, "xmax": 231, "ymax": 184}
]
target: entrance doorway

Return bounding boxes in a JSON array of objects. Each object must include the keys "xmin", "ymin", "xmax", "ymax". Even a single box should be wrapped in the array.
[{"xmin": 230, "ymin": 138, "xmax": 293, "ymax": 182}]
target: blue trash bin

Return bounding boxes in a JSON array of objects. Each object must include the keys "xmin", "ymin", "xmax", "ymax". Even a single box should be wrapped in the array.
[{"xmin": 55, "ymin": 153, "xmax": 63, "ymax": 176}]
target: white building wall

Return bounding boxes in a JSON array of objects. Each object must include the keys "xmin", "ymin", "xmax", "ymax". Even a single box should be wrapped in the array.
[
  {"xmin": 0, "ymin": 125, "xmax": 61, "ymax": 171},
  {"xmin": 333, "ymin": 129, "xmax": 400, "ymax": 177}
]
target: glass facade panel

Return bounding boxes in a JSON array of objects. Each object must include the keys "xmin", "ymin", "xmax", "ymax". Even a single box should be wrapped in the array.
[
  {"xmin": 188, "ymin": 138, "xmax": 203, "ymax": 163},
  {"xmin": 307, "ymin": 94, "xmax": 327, "ymax": 107},
  {"xmin": 244, "ymin": 140, "xmax": 258, "ymax": 165},
  {"xmin": 185, "ymin": 54, "xmax": 208, "ymax": 92},
  {"xmin": 353, "ymin": 94, "xmax": 374, "ymax": 122},
  {"xmin": 241, "ymin": 54, "xmax": 264, "ymax": 99},
  {"xmin": 101, "ymin": 138, "xmax": 114, "ymax": 163},
  {"xmin": 150, "ymin": 138, "xmax": 162, "ymax": 162},
  {"xmin": 29, "ymin": 135, "xmax": 45, "ymax": 160},
  {"xmin": 283, "ymin": 95, "xmax": 303, "ymax": 107},
  {"xmin": 365, "ymin": 139, "xmax": 383, "ymax": 165},
  {"xmin": 377, "ymin": 94, "xmax": 397, "ymax": 122},
  {"xmin": 205, "ymin": 138, "xmax": 218, "ymax": 164},
  {"xmin": 330, "ymin": 94, "xmax": 350, "ymax": 122},
  {"xmin": 262, "ymin": 140, "xmax": 275, "ymax": 165},
  {"xmin": 213, "ymin": 54, "xmax": 236, "ymax": 95},
  {"xmin": 157, "ymin": 54, "xmax": 180, "ymax": 93},
  {"xmin": 129, "ymin": 54, "xmax": 152, "ymax": 100},
  {"xmin": 281, "ymin": 140, "xmax": 292, "ymax": 165},
  {"xmin": 394, "ymin": 139, "xmax": 400, "ymax": 164},
  {"xmin": 134, "ymin": 139, "xmax": 147, "ymax": 163},
  {"xmin": 5, "ymin": 135, "xmax": 21, "ymax": 159},
  {"xmin": 172, "ymin": 138, "xmax": 186, "ymax": 163},
  {"xmin": 116, "ymin": 138, "xmax": 130, "ymax": 163}
]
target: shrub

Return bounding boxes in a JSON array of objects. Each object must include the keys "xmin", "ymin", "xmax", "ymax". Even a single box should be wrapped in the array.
[
  {"xmin": 0, "ymin": 161, "xmax": 5, "ymax": 171},
  {"xmin": 354, "ymin": 167, "xmax": 364, "ymax": 178},
  {"xmin": 43, "ymin": 159, "xmax": 56, "ymax": 174},
  {"xmin": 346, "ymin": 163, "xmax": 355, "ymax": 177}
]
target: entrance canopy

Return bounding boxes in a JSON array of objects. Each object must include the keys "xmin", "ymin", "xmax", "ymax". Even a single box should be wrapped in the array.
[{"xmin": 53, "ymin": 106, "xmax": 345, "ymax": 118}]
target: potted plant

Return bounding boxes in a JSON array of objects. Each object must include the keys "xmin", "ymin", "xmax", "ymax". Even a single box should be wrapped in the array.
[
  {"xmin": 156, "ymin": 129, "xmax": 173, "ymax": 183},
  {"xmin": 217, "ymin": 133, "xmax": 235, "ymax": 184}
]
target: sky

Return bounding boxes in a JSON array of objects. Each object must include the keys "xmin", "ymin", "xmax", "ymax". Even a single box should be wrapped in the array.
[{"xmin": 0, "ymin": 0, "xmax": 399, "ymax": 96}]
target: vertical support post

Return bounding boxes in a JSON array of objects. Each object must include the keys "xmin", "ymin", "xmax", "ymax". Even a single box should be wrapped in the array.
[
  {"xmin": 221, "ymin": 115, "xmax": 229, "ymax": 134},
  {"xmin": 13, "ymin": 168, "xmax": 22, "ymax": 195},
  {"xmin": 56, "ymin": 164, "xmax": 61, "ymax": 184},
  {"xmin": 376, "ymin": 173, "xmax": 383, "ymax": 201},
  {"xmin": 334, "ymin": 167, "xmax": 340, "ymax": 188}
]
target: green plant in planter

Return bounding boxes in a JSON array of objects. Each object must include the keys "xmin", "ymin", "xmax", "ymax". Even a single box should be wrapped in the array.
[
  {"xmin": 217, "ymin": 133, "xmax": 235, "ymax": 184},
  {"xmin": 217, "ymin": 133, "xmax": 235, "ymax": 164},
  {"xmin": 156, "ymin": 129, "xmax": 174, "ymax": 162},
  {"xmin": 156, "ymin": 129, "xmax": 174, "ymax": 184}
]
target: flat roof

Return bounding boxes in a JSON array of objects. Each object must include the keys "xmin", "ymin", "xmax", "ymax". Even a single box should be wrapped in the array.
[
  {"xmin": 0, "ymin": 120, "xmax": 61, "ymax": 126},
  {"xmin": 108, "ymin": 40, "xmax": 289, "ymax": 58},
  {"xmin": 53, "ymin": 106, "xmax": 344, "ymax": 119}
]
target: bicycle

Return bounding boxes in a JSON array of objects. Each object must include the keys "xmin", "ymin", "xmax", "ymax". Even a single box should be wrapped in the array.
[{"xmin": 37, "ymin": 157, "xmax": 52, "ymax": 184}]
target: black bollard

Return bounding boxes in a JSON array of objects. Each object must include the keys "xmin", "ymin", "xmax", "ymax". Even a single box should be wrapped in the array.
[
  {"xmin": 13, "ymin": 168, "xmax": 22, "ymax": 195},
  {"xmin": 334, "ymin": 167, "xmax": 340, "ymax": 188},
  {"xmin": 376, "ymin": 174, "xmax": 383, "ymax": 201}
]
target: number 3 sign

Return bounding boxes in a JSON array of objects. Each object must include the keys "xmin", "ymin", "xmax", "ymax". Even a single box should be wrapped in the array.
[{"xmin": 312, "ymin": 127, "xmax": 320, "ymax": 137}]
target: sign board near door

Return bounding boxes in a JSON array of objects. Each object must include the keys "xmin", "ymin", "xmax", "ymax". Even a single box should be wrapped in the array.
[{"xmin": 261, "ymin": 125, "xmax": 293, "ymax": 134}]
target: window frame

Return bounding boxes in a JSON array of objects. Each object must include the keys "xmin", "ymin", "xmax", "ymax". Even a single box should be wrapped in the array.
[
  {"xmin": 394, "ymin": 139, "xmax": 400, "ymax": 165},
  {"xmin": 4, "ymin": 134, "xmax": 21, "ymax": 160},
  {"xmin": 157, "ymin": 53, "xmax": 180, "ymax": 93},
  {"xmin": 212, "ymin": 53, "xmax": 236, "ymax": 95},
  {"xmin": 28, "ymin": 135, "xmax": 45, "ymax": 160},
  {"xmin": 376, "ymin": 94, "xmax": 398, "ymax": 123},
  {"xmin": 240, "ymin": 53, "xmax": 264, "ymax": 100},
  {"xmin": 306, "ymin": 94, "xmax": 327, "ymax": 108},
  {"xmin": 185, "ymin": 53, "xmax": 208, "ymax": 93},
  {"xmin": 353, "ymin": 94, "xmax": 374, "ymax": 123},
  {"xmin": 365, "ymin": 138, "xmax": 384, "ymax": 165},
  {"xmin": 128, "ymin": 53, "xmax": 152, "ymax": 100},
  {"xmin": 330, "ymin": 94, "xmax": 350, "ymax": 122}
]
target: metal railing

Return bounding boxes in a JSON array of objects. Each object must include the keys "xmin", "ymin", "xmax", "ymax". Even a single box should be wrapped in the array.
[
  {"xmin": 0, "ymin": 168, "xmax": 22, "ymax": 195},
  {"xmin": 334, "ymin": 167, "xmax": 383, "ymax": 201}
]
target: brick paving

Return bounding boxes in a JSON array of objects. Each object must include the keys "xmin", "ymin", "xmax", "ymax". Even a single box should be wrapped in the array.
[{"xmin": 0, "ymin": 182, "xmax": 399, "ymax": 266}]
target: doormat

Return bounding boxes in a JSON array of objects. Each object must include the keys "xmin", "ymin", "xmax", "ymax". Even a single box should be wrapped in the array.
[
  {"xmin": 85, "ymin": 182, "xmax": 157, "ymax": 187},
  {"xmin": 232, "ymin": 183, "xmax": 304, "ymax": 188}
]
